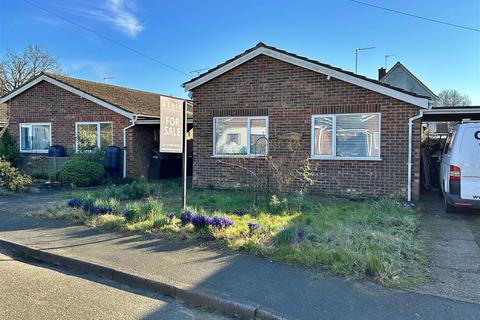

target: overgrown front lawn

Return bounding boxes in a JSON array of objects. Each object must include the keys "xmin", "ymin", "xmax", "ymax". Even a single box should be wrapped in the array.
[{"xmin": 30, "ymin": 179, "xmax": 428, "ymax": 288}]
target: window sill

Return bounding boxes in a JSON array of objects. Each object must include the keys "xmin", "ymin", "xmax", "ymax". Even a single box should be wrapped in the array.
[
  {"xmin": 212, "ymin": 155, "xmax": 267, "ymax": 159},
  {"xmin": 310, "ymin": 157, "xmax": 382, "ymax": 161},
  {"xmin": 20, "ymin": 150, "xmax": 49, "ymax": 154}
]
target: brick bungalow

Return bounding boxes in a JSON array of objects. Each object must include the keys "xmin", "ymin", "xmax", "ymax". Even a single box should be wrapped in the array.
[
  {"xmin": 0, "ymin": 103, "xmax": 7, "ymax": 128},
  {"xmin": 0, "ymin": 73, "xmax": 189, "ymax": 178},
  {"xmin": 183, "ymin": 43, "xmax": 432, "ymax": 200}
]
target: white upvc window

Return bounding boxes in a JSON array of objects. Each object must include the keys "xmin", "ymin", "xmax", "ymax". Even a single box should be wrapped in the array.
[
  {"xmin": 311, "ymin": 113, "xmax": 381, "ymax": 160},
  {"xmin": 75, "ymin": 122, "xmax": 113, "ymax": 151},
  {"xmin": 213, "ymin": 116, "xmax": 268, "ymax": 157},
  {"xmin": 19, "ymin": 123, "xmax": 52, "ymax": 153}
]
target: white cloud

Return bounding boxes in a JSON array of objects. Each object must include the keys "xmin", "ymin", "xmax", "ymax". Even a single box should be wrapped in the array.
[
  {"xmin": 104, "ymin": 0, "xmax": 144, "ymax": 37},
  {"xmin": 52, "ymin": 0, "xmax": 144, "ymax": 38}
]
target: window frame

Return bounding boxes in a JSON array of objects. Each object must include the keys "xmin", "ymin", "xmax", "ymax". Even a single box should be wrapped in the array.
[
  {"xmin": 75, "ymin": 121, "xmax": 113, "ymax": 152},
  {"xmin": 212, "ymin": 116, "xmax": 269, "ymax": 157},
  {"xmin": 19, "ymin": 122, "xmax": 52, "ymax": 153},
  {"xmin": 311, "ymin": 112, "xmax": 382, "ymax": 161}
]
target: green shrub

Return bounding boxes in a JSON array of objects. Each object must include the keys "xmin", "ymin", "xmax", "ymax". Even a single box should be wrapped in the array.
[
  {"xmin": 0, "ymin": 130, "xmax": 21, "ymax": 167},
  {"xmin": 71, "ymin": 149, "xmax": 105, "ymax": 164},
  {"xmin": 0, "ymin": 157, "xmax": 32, "ymax": 192},
  {"xmin": 119, "ymin": 178, "xmax": 150, "ymax": 200},
  {"xmin": 57, "ymin": 159, "xmax": 105, "ymax": 187}
]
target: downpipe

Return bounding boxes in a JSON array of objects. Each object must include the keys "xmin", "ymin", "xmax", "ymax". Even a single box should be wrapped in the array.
[
  {"xmin": 407, "ymin": 111, "xmax": 423, "ymax": 202},
  {"xmin": 123, "ymin": 115, "xmax": 137, "ymax": 178}
]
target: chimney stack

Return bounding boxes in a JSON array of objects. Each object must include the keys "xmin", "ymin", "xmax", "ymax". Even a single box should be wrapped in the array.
[{"xmin": 378, "ymin": 67, "xmax": 386, "ymax": 81}]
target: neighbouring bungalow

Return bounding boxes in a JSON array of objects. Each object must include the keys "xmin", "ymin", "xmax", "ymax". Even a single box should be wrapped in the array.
[
  {"xmin": 378, "ymin": 61, "xmax": 438, "ymax": 102},
  {"xmin": 183, "ymin": 43, "xmax": 434, "ymax": 200},
  {"xmin": 0, "ymin": 103, "xmax": 7, "ymax": 128},
  {"xmin": 0, "ymin": 73, "xmax": 191, "ymax": 178}
]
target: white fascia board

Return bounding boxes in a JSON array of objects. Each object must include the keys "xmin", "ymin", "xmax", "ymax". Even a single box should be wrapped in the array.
[
  {"xmin": 184, "ymin": 47, "xmax": 430, "ymax": 108},
  {"xmin": 183, "ymin": 49, "xmax": 263, "ymax": 91},
  {"xmin": 1, "ymin": 75, "xmax": 135, "ymax": 120},
  {"xmin": 423, "ymin": 108, "xmax": 480, "ymax": 114}
]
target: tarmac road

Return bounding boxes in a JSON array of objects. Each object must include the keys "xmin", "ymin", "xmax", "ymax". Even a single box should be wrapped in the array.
[{"xmin": 0, "ymin": 250, "xmax": 229, "ymax": 320}]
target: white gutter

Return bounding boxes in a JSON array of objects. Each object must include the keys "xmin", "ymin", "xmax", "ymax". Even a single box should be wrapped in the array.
[
  {"xmin": 123, "ymin": 115, "xmax": 137, "ymax": 178},
  {"xmin": 407, "ymin": 110, "xmax": 424, "ymax": 202}
]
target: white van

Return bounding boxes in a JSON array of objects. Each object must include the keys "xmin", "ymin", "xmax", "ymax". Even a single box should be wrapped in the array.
[{"xmin": 440, "ymin": 122, "xmax": 480, "ymax": 213}]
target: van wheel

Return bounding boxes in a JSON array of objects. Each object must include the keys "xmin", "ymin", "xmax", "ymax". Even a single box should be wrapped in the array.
[{"xmin": 444, "ymin": 197, "xmax": 457, "ymax": 213}]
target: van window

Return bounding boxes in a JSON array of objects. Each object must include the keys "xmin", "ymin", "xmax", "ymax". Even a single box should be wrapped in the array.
[{"xmin": 443, "ymin": 130, "xmax": 457, "ymax": 154}]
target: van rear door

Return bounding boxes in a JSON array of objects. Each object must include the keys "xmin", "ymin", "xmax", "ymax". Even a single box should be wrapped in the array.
[{"xmin": 460, "ymin": 126, "xmax": 480, "ymax": 200}]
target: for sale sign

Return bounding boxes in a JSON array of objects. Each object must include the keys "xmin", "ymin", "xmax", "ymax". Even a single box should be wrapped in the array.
[{"xmin": 159, "ymin": 96, "xmax": 184, "ymax": 153}]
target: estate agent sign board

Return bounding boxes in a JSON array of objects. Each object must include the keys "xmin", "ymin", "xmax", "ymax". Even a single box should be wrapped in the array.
[{"xmin": 159, "ymin": 96, "xmax": 184, "ymax": 153}]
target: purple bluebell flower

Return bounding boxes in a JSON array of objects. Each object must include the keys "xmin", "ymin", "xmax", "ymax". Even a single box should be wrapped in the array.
[
  {"xmin": 167, "ymin": 212, "xmax": 175, "ymax": 220},
  {"xmin": 211, "ymin": 217, "xmax": 222, "ymax": 228},
  {"xmin": 179, "ymin": 211, "xmax": 193, "ymax": 224},
  {"xmin": 290, "ymin": 228, "xmax": 305, "ymax": 245},
  {"xmin": 297, "ymin": 228, "xmax": 305, "ymax": 239},
  {"xmin": 68, "ymin": 199, "xmax": 83, "ymax": 208},
  {"xmin": 178, "ymin": 212, "xmax": 234, "ymax": 229},
  {"xmin": 221, "ymin": 217, "xmax": 234, "ymax": 227},
  {"xmin": 248, "ymin": 222, "xmax": 260, "ymax": 231},
  {"xmin": 232, "ymin": 209, "xmax": 246, "ymax": 216},
  {"xmin": 205, "ymin": 217, "xmax": 214, "ymax": 226},
  {"xmin": 191, "ymin": 215, "xmax": 207, "ymax": 227}
]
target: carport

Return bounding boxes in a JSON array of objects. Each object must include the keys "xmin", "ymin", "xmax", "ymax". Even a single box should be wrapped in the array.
[
  {"xmin": 422, "ymin": 106, "xmax": 480, "ymax": 122},
  {"xmin": 419, "ymin": 106, "xmax": 480, "ymax": 196}
]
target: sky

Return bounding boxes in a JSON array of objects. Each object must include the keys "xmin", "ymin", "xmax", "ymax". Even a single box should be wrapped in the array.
[{"xmin": 1, "ymin": 0, "xmax": 479, "ymax": 103}]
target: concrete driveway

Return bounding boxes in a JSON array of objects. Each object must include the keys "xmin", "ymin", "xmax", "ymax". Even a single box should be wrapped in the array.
[{"xmin": 416, "ymin": 193, "xmax": 480, "ymax": 304}]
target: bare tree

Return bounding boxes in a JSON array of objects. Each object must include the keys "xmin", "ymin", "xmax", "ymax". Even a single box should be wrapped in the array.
[
  {"xmin": 0, "ymin": 44, "xmax": 62, "ymax": 96},
  {"xmin": 436, "ymin": 89, "xmax": 471, "ymax": 107}
]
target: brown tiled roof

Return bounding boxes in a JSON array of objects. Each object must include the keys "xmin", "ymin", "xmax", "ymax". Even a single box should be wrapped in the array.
[
  {"xmin": 183, "ymin": 42, "xmax": 431, "ymax": 99},
  {"xmin": 0, "ymin": 103, "xmax": 7, "ymax": 123},
  {"xmin": 44, "ymin": 73, "xmax": 187, "ymax": 117}
]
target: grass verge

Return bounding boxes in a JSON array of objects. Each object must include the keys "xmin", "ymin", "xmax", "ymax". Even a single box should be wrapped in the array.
[{"xmin": 32, "ymin": 179, "xmax": 428, "ymax": 288}]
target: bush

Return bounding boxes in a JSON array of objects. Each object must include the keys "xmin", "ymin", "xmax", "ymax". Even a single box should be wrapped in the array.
[
  {"xmin": 0, "ymin": 130, "xmax": 21, "ymax": 167},
  {"xmin": 71, "ymin": 149, "xmax": 105, "ymax": 165},
  {"xmin": 0, "ymin": 157, "xmax": 32, "ymax": 192},
  {"xmin": 57, "ymin": 159, "xmax": 105, "ymax": 187},
  {"xmin": 120, "ymin": 178, "xmax": 150, "ymax": 200}
]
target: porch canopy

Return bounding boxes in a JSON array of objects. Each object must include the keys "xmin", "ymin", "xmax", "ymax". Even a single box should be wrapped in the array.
[{"xmin": 422, "ymin": 106, "xmax": 480, "ymax": 121}]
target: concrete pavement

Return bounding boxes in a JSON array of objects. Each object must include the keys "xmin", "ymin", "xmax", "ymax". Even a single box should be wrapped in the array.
[
  {"xmin": 1, "ymin": 192, "xmax": 480, "ymax": 319},
  {"xmin": 414, "ymin": 193, "xmax": 480, "ymax": 304},
  {"xmin": 0, "ymin": 249, "xmax": 229, "ymax": 320}
]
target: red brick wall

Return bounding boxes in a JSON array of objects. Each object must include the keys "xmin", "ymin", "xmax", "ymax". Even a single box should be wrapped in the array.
[
  {"xmin": 126, "ymin": 124, "xmax": 158, "ymax": 178},
  {"xmin": 191, "ymin": 55, "xmax": 422, "ymax": 199},
  {"xmin": 7, "ymin": 81, "xmax": 130, "ymax": 155}
]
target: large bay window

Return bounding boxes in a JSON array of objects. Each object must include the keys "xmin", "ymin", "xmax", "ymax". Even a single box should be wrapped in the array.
[
  {"xmin": 76, "ymin": 122, "xmax": 113, "ymax": 151},
  {"xmin": 20, "ymin": 123, "xmax": 51, "ymax": 153},
  {"xmin": 213, "ymin": 116, "xmax": 268, "ymax": 156},
  {"xmin": 311, "ymin": 113, "xmax": 381, "ymax": 160}
]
